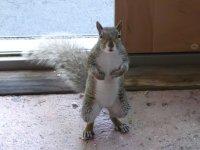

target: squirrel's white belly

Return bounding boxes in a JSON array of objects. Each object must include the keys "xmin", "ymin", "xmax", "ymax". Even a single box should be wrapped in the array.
[
  {"xmin": 95, "ymin": 78, "xmax": 120, "ymax": 107},
  {"xmin": 95, "ymin": 51, "xmax": 122, "ymax": 107}
]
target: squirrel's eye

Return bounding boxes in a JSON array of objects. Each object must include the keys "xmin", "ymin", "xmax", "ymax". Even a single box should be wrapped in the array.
[
  {"xmin": 100, "ymin": 33, "xmax": 103, "ymax": 39},
  {"xmin": 118, "ymin": 34, "xmax": 121, "ymax": 39}
]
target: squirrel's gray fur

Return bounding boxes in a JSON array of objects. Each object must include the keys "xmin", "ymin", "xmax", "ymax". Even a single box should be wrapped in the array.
[{"xmin": 24, "ymin": 21, "xmax": 131, "ymax": 140}]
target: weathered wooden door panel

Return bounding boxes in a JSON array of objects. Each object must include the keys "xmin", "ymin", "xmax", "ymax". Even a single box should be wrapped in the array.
[
  {"xmin": 115, "ymin": 0, "xmax": 154, "ymax": 53},
  {"xmin": 115, "ymin": 0, "xmax": 200, "ymax": 53},
  {"xmin": 154, "ymin": 0, "xmax": 200, "ymax": 52}
]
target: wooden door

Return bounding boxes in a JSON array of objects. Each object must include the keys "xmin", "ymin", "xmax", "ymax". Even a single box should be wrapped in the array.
[{"xmin": 115, "ymin": 0, "xmax": 200, "ymax": 53}]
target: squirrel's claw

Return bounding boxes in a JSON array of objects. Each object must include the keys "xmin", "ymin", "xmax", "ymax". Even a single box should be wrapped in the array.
[
  {"xmin": 82, "ymin": 130, "xmax": 95, "ymax": 140},
  {"xmin": 115, "ymin": 123, "xmax": 129, "ymax": 133}
]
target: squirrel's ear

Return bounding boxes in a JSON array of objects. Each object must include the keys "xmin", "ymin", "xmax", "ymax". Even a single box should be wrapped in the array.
[
  {"xmin": 96, "ymin": 21, "xmax": 103, "ymax": 34},
  {"xmin": 116, "ymin": 20, "xmax": 122, "ymax": 32}
]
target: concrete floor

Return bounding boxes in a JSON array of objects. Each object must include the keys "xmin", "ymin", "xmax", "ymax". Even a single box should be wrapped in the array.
[{"xmin": 1, "ymin": 90, "xmax": 200, "ymax": 150}]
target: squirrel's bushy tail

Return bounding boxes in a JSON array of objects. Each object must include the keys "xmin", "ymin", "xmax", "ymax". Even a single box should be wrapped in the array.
[{"xmin": 23, "ymin": 39, "xmax": 88, "ymax": 92}]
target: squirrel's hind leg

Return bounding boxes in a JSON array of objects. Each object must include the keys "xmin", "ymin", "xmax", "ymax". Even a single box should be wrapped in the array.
[
  {"xmin": 109, "ymin": 106, "xmax": 130, "ymax": 134},
  {"xmin": 81, "ymin": 101, "xmax": 102, "ymax": 140},
  {"xmin": 108, "ymin": 95, "xmax": 131, "ymax": 134}
]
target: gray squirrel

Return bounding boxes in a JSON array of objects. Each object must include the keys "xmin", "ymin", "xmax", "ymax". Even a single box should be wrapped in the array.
[{"xmin": 26, "ymin": 21, "xmax": 131, "ymax": 140}]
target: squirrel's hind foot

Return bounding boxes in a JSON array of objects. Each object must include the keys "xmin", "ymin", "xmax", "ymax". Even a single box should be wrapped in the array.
[
  {"xmin": 114, "ymin": 123, "xmax": 129, "ymax": 133},
  {"xmin": 82, "ymin": 122, "xmax": 95, "ymax": 140},
  {"xmin": 111, "ymin": 117, "xmax": 129, "ymax": 133},
  {"xmin": 83, "ymin": 130, "xmax": 95, "ymax": 140}
]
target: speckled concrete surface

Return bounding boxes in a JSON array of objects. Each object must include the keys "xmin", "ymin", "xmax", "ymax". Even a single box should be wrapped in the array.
[{"xmin": 1, "ymin": 90, "xmax": 200, "ymax": 150}]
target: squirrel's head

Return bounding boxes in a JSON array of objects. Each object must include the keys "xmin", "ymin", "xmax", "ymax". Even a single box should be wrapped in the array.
[{"xmin": 96, "ymin": 21, "xmax": 122, "ymax": 53}]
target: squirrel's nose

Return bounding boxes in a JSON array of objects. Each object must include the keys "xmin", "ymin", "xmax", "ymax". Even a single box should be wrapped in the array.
[
  {"xmin": 108, "ymin": 41, "xmax": 114, "ymax": 48},
  {"xmin": 109, "ymin": 49, "xmax": 113, "ymax": 52}
]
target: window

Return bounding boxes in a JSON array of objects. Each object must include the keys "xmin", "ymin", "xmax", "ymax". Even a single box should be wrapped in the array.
[
  {"xmin": 0, "ymin": 0, "xmax": 114, "ymax": 70},
  {"xmin": 0, "ymin": 1, "xmax": 114, "ymax": 95}
]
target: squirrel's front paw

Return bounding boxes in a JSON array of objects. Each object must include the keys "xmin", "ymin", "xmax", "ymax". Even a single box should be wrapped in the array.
[
  {"xmin": 93, "ymin": 68, "xmax": 105, "ymax": 80},
  {"xmin": 111, "ymin": 64, "xmax": 128, "ymax": 78},
  {"xmin": 110, "ymin": 68, "xmax": 120, "ymax": 78},
  {"xmin": 96, "ymin": 71, "xmax": 105, "ymax": 80}
]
